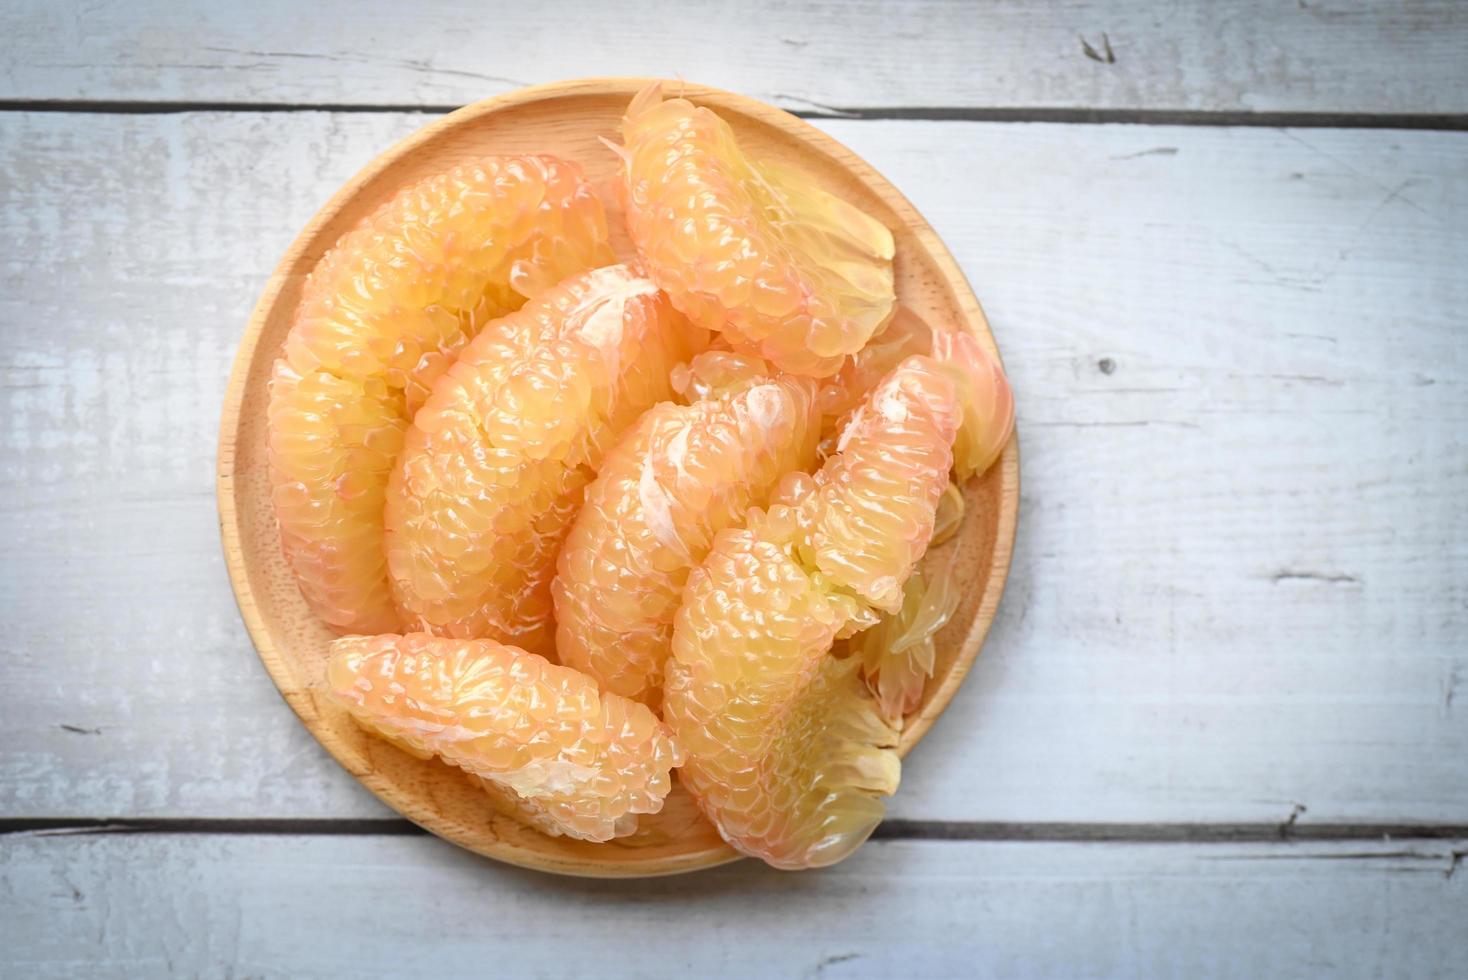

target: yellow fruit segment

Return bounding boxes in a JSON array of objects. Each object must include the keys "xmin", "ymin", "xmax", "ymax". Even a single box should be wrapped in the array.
[
  {"xmin": 553, "ymin": 370, "xmax": 820, "ymax": 708},
  {"xmin": 268, "ymin": 156, "xmax": 612, "ymax": 633},
  {"xmin": 326, "ymin": 633, "xmax": 681, "ymax": 842},
  {"xmin": 842, "ymin": 334, "xmax": 1010, "ymax": 721},
  {"xmin": 931, "ymin": 326, "xmax": 1016, "ymax": 479},
  {"xmin": 793, "ymin": 355, "xmax": 964, "ymax": 613},
  {"xmin": 385, "ymin": 265, "xmax": 702, "ymax": 654},
  {"xmin": 818, "ymin": 307, "xmax": 1015, "ymax": 471},
  {"xmin": 849, "ymin": 567, "xmax": 962, "ymax": 720},
  {"xmin": 267, "ymin": 365, "xmax": 407, "ymax": 633},
  {"xmin": 620, "ymin": 83, "xmax": 895, "ymax": 378},
  {"xmin": 665, "ymin": 512, "xmax": 897, "ymax": 869},
  {"xmin": 665, "ymin": 353, "xmax": 978, "ymax": 869}
]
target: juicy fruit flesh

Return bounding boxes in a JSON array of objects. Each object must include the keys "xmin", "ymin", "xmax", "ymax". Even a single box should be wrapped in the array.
[
  {"xmin": 795, "ymin": 356, "xmax": 963, "ymax": 613},
  {"xmin": 665, "ymin": 516, "xmax": 899, "ymax": 869},
  {"xmin": 384, "ymin": 265, "xmax": 700, "ymax": 654},
  {"xmin": 553, "ymin": 370, "xmax": 821, "ymax": 708},
  {"xmin": 268, "ymin": 366, "xmax": 406, "ymax": 633},
  {"xmin": 620, "ymin": 83, "xmax": 895, "ymax": 378},
  {"xmin": 268, "ymin": 156, "xmax": 612, "ymax": 633},
  {"xmin": 664, "ymin": 354, "xmax": 967, "ymax": 869},
  {"xmin": 326, "ymin": 633, "xmax": 681, "ymax": 842},
  {"xmin": 819, "ymin": 307, "xmax": 1016, "ymax": 477},
  {"xmin": 850, "ymin": 567, "xmax": 962, "ymax": 720},
  {"xmin": 932, "ymin": 327, "xmax": 1016, "ymax": 479}
]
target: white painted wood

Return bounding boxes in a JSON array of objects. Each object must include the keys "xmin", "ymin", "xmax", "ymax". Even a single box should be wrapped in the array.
[
  {"xmin": 2, "ymin": 833, "xmax": 1464, "ymax": 978},
  {"xmin": 0, "ymin": 111, "xmax": 1465, "ymax": 825},
  {"xmin": 4, "ymin": 0, "xmax": 1468, "ymax": 115}
]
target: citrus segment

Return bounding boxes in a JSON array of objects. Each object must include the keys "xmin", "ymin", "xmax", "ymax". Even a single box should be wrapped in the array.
[
  {"xmin": 816, "ymin": 308, "xmax": 1015, "ymax": 476},
  {"xmin": 326, "ymin": 633, "xmax": 681, "ymax": 842},
  {"xmin": 620, "ymin": 83, "xmax": 895, "ymax": 378},
  {"xmin": 665, "ymin": 514, "xmax": 898, "ymax": 869},
  {"xmin": 384, "ymin": 265, "xmax": 701, "ymax": 654},
  {"xmin": 664, "ymin": 353, "xmax": 984, "ymax": 868},
  {"xmin": 931, "ymin": 326, "xmax": 1016, "ymax": 479},
  {"xmin": 553, "ymin": 371, "xmax": 821, "ymax": 708},
  {"xmin": 835, "ymin": 331, "xmax": 1011, "ymax": 719},
  {"xmin": 849, "ymin": 567, "xmax": 962, "ymax": 720},
  {"xmin": 793, "ymin": 355, "xmax": 964, "ymax": 613},
  {"xmin": 268, "ymin": 156, "xmax": 612, "ymax": 633},
  {"xmin": 267, "ymin": 364, "xmax": 406, "ymax": 633}
]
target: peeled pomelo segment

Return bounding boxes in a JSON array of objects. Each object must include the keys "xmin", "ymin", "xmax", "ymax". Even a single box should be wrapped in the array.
[
  {"xmin": 385, "ymin": 265, "xmax": 702, "ymax": 654},
  {"xmin": 326, "ymin": 633, "xmax": 681, "ymax": 842},
  {"xmin": 665, "ymin": 353, "xmax": 981, "ymax": 868},
  {"xmin": 930, "ymin": 327, "xmax": 1016, "ymax": 479},
  {"xmin": 795, "ymin": 356, "xmax": 963, "ymax": 613},
  {"xmin": 267, "ymin": 363, "xmax": 406, "ymax": 633},
  {"xmin": 849, "ymin": 567, "xmax": 962, "ymax": 720},
  {"xmin": 619, "ymin": 83, "xmax": 894, "ymax": 379},
  {"xmin": 817, "ymin": 307, "xmax": 1016, "ymax": 480},
  {"xmin": 282, "ymin": 156, "xmax": 613, "ymax": 400},
  {"xmin": 553, "ymin": 370, "xmax": 820, "ymax": 708},
  {"xmin": 664, "ymin": 518, "xmax": 898, "ymax": 869},
  {"xmin": 268, "ymin": 155, "xmax": 612, "ymax": 633}
]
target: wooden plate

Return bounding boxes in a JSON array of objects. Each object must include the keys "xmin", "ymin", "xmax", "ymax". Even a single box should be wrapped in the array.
[{"xmin": 217, "ymin": 78, "xmax": 1019, "ymax": 877}]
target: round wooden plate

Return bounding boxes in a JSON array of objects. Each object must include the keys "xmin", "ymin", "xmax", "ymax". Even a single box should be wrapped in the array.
[{"xmin": 217, "ymin": 78, "xmax": 1019, "ymax": 877}]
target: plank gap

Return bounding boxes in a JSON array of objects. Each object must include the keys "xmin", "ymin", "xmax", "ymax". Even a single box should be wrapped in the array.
[
  {"xmin": 0, "ymin": 99, "xmax": 1465, "ymax": 131},
  {"xmin": 5, "ymin": 818, "xmax": 1468, "ymax": 843}
]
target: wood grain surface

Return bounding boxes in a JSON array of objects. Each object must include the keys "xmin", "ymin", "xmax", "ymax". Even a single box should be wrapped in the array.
[
  {"xmin": 3, "ymin": 832, "xmax": 1465, "ymax": 977},
  {"xmin": 3, "ymin": 0, "xmax": 1467, "ymax": 969},
  {"xmin": 4, "ymin": 0, "xmax": 1467, "ymax": 116}
]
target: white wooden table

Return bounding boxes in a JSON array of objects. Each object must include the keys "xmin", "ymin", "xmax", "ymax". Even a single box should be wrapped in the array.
[{"xmin": 2, "ymin": 2, "xmax": 1465, "ymax": 976}]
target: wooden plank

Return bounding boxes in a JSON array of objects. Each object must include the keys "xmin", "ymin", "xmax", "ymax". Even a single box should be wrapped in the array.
[
  {"xmin": 0, "ymin": 111, "xmax": 1465, "ymax": 825},
  {"xmin": 4, "ymin": 0, "xmax": 1468, "ymax": 116},
  {"xmin": 2, "ymin": 833, "xmax": 1464, "ymax": 977}
]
